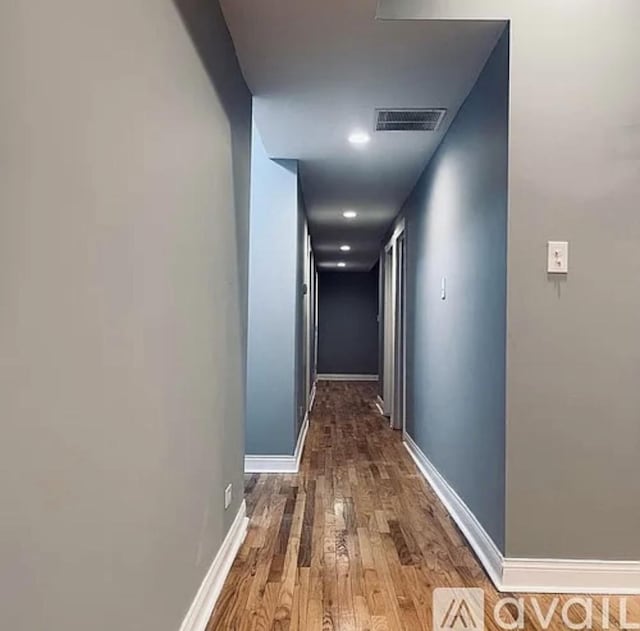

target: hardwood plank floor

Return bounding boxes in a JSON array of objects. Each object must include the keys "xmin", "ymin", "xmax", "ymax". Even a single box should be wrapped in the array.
[{"xmin": 208, "ymin": 381, "xmax": 638, "ymax": 630}]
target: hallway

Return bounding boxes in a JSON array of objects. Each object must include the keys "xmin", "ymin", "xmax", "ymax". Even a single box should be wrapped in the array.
[{"xmin": 208, "ymin": 382, "xmax": 636, "ymax": 630}]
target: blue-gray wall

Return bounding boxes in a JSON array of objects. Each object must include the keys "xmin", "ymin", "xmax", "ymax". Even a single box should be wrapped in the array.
[
  {"xmin": 381, "ymin": 0, "xmax": 640, "ymax": 564},
  {"xmin": 246, "ymin": 119, "xmax": 308, "ymax": 456},
  {"xmin": 318, "ymin": 269, "xmax": 379, "ymax": 376},
  {"xmin": 403, "ymin": 28, "xmax": 509, "ymax": 551}
]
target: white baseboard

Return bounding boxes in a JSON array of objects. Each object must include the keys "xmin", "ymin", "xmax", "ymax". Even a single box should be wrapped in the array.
[
  {"xmin": 403, "ymin": 433, "xmax": 503, "ymax": 588},
  {"xmin": 317, "ymin": 373, "xmax": 379, "ymax": 382},
  {"xmin": 293, "ymin": 410, "xmax": 309, "ymax": 471},
  {"xmin": 403, "ymin": 432, "xmax": 640, "ymax": 594},
  {"xmin": 179, "ymin": 500, "xmax": 248, "ymax": 631},
  {"xmin": 309, "ymin": 382, "xmax": 317, "ymax": 411},
  {"xmin": 502, "ymin": 559, "xmax": 640, "ymax": 594},
  {"xmin": 244, "ymin": 413, "xmax": 309, "ymax": 474}
]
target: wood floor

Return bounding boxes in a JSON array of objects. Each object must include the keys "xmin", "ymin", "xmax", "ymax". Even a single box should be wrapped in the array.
[{"xmin": 208, "ymin": 381, "xmax": 637, "ymax": 630}]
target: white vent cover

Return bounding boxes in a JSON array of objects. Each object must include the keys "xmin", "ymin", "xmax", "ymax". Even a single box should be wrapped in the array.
[{"xmin": 375, "ymin": 108, "xmax": 447, "ymax": 132}]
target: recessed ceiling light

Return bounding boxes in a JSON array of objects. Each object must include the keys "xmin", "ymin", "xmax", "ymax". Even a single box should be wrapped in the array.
[
  {"xmin": 340, "ymin": 245, "xmax": 351, "ymax": 252},
  {"xmin": 343, "ymin": 210, "xmax": 357, "ymax": 219},
  {"xmin": 337, "ymin": 262, "xmax": 346, "ymax": 268},
  {"xmin": 348, "ymin": 131, "xmax": 370, "ymax": 146}
]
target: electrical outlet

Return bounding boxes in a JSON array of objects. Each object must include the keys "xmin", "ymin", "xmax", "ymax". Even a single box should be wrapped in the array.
[{"xmin": 224, "ymin": 484, "xmax": 232, "ymax": 510}]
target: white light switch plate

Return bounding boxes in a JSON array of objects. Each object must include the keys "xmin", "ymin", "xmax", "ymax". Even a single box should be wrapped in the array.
[{"xmin": 548, "ymin": 241, "xmax": 569, "ymax": 273}]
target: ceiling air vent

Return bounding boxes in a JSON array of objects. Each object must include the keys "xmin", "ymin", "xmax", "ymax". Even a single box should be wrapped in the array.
[{"xmin": 375, "ymin": 108, "xmax": 447, "ymax": 132}]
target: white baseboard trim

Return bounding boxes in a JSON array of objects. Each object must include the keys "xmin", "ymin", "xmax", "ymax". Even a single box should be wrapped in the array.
[
  {"xmin": 244, "ymin": 413, "xmax": 309, "ymax": 474},
  {"xmin": 502, "ymin": 559, "xmax": 640, "ymax": 595},
  {"xmin": 376, "ymin": 395, "xmax": 388, "ymax": 417},
  {"xmin": 317, "ymin": 373, "xmax": 379, "ymax": 382},
  {"xmin": 403, "ymin": 432, "xmax": 640, "ymax": 594},
  {"xmin": 403, "ymin": 432, "xmax": 504, "ymax": 589},
  {"xmin": 179, "ymin": 500, "xmax": 248, "ymax": 631},
  {"xmin": 309, "ymin": 382, "xmax": 317, "ymax": 411},
  {"xmin": 293, "ymin": 410, "xmax": 310, "ymax": 471}
]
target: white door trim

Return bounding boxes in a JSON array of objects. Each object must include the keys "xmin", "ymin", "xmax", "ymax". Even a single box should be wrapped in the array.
[{"xmin": 383, "ymin": 219, "xmax": 405, "ymax": 429}]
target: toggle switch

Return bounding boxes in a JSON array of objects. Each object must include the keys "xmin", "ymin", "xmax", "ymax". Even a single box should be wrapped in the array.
[{"xmin": 547, "ymin": 241, "xmax": 568, "ymax": 274}]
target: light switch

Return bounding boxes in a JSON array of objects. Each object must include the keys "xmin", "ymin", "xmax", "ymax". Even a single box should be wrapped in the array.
[
  {"xmin": 441, "ymin": 277, "xmax": 447, "ymax": 300},
  {"xmin": 547, "ymin": 241, "xmax": 569, "ymax": 273}
]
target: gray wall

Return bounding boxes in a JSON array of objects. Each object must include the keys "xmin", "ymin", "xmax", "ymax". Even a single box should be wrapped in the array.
[
  {"xmin": 174, "ymin": 0, "xmax": 252, "ymax": 565},
  {"xmin": 246, "ymin": 121, "xmax": 307, "ymax": 455},
  {"xmin": 175, "ymin": 0, "xmax": 252, "ymax": 363},
  {"xmin": 0, "ymin": 1, "xmax": 250, "ymax": 630},
  {"xmin": 380, "ymin": 0, "xmax": 640, "ymax": 560},
  {"xmin": 402, "ymin": 29, "xmax": 509, "ymax": 551},
  {"xmin": 318, "ymin": 269, "xmax": 380, "ymax": 376}
]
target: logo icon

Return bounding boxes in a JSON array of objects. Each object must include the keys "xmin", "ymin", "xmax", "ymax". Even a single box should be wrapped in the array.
[{"xmin": 434, "ymin": 588, "xmax": 485, "ymax": 631}]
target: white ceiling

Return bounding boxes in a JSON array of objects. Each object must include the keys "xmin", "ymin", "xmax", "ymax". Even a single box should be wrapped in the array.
[{"xmin": 220, "ymin": 0, "xmax": 505, "ymax": 270}]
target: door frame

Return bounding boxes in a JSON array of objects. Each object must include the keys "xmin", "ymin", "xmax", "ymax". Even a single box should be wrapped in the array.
[
  {"xmin": 382, "ymin": 244, "xmax": 395, "ymax": 417},
  {"xmin": 303, "ymin": 232, "xmax": 316, "ymax": 413},
  {"xmin": 394, "ymin": 232, "xmax": 407, "ymax": 436},
  {"xmin": 382, "ymin": 219, "xmax": 406, "ymax": 431}
]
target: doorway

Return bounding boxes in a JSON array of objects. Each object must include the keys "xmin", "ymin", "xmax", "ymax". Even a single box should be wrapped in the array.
[
  {"xmin": 303, "ymin": 232, "xmax": 317, "ymax": 414},
  {"xmin": 382, "ymin": 221, "xmax": 406, "ymax": 432}
]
